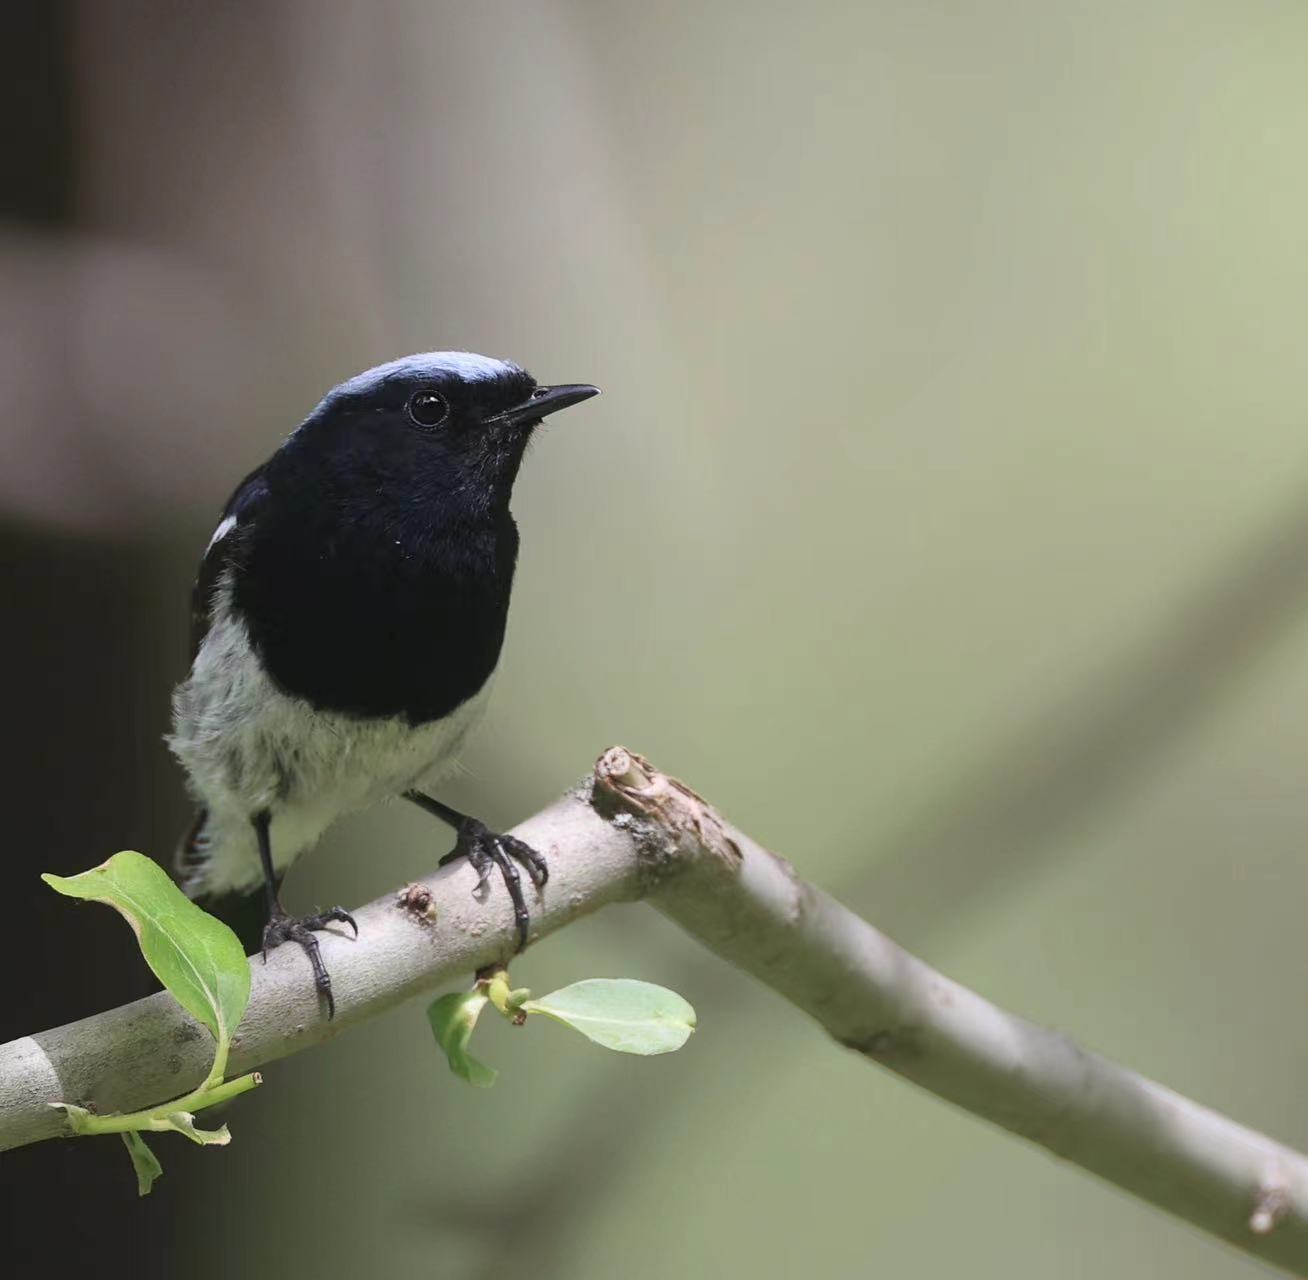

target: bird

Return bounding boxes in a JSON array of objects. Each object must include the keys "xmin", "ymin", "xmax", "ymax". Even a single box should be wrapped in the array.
[{"xmin": 168, "ymin": 351, "xmax": 599, "ymax": 1017}]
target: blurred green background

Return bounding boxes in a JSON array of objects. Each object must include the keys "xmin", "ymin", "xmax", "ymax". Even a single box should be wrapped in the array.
[{"xmin": 4, "ymin": 2, "xmax": 1308, "ymax": 1276}]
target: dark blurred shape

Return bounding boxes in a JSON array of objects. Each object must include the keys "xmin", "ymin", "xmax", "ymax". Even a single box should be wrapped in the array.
[
  {"xmin": 0, "ymin": 521, "xmax": 185, "ymax": 1268},
  {"xmin": 0, "ymin": 4, "xmax": 185, "ymax": 1257},
  {"xmin": 0, "ymin": 4, "xmax": 74, "ymax": 225}
]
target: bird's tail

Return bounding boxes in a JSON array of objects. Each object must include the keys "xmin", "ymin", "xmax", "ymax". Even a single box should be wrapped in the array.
[
  {"xmin": 175, "ymin": 807, "xmax": 213, "ymax": 899},
  {"xmin": 175, "ymin": 807, "xmax": 267, "ymax": 951}
]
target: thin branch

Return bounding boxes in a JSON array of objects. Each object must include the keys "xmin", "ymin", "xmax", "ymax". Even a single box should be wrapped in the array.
[{"xmin": 1, "ymin": 749, "xmax": 1305, "ymax": 1274}]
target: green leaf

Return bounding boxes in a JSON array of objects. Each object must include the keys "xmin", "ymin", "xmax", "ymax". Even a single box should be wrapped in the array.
[
  {"xmin": 54, "ymin": 1102, "xmax": 96, "ymax": 1135},
  {"xmin": 156, "ymin": 1112, "xmax": 231, "ymax": 1146},
  {"xmin": 427, "ymin": 991, "xmax": 497, "ymax": 1088},
  {"xmin": 121, "ymin": 1132, "xmax": 163, "ymax": 1197},
  {"xmin": 42, "ymin": 852, "xmax": 250, "ymax": 1052},
  {"xmin": 522, "ymin": 979, "xmax": 696, "ymax": 1055}
]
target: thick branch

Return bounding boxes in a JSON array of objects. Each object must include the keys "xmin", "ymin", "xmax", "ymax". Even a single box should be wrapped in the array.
[{"xmin": 2, "ymin": 750, "xmax": 1306, "ymax": 1273}]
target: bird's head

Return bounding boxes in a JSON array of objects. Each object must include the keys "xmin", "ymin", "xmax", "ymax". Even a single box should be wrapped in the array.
[{"xmin": 283, "ymin": 352, "xmax": 599, "ymax": 518}]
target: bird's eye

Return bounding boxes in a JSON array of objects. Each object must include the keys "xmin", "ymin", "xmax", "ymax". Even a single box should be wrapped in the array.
[{"xmin": 406, "ymin": 390, "xmax": 450, "ymax": 429}]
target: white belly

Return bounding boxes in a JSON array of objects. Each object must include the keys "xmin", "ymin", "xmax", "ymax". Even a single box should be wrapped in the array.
[{"xmin": 169, "ymin": 590, "xmax": 489, "ymax": 896}]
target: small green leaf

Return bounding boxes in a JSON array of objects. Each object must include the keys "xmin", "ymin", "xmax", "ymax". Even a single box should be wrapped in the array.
[
  {"xmin": 481, "ymin": 968, "xmax": 532, "ymax": 1020},
  {"xmin": 121, "ymin": 1132, "xmax": 163, "ymax": 1197},
  {"xmin": 156, "ymin": 1112, "xmax": 231, "ymax": 1146},
  {"xmin": 427, "ymin": 991, "xmax": 497, "ymax": 1088},
  {"xmin": 54, "ymin": 1103, "xmax": 96, "ymax": 1135},
  {"xmin": 522, "ymin": 979, "xmax": 696, "ymax": 1055},
  {"xmin": 43, "ymin": 852, "xmax": 250, "ymax": 1051}
]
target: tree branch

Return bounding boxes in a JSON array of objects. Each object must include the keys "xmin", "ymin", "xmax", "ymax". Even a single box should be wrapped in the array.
[{"xmin": 2, "ymin": 748, "xmax": 1306, "ymax": 1273}]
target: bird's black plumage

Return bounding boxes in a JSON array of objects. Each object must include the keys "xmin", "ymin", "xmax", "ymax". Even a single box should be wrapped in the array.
[
  {"xmin": 189, "ymin": 466, "xmax": 267, "ymax": 663},
  {"xmin": 231, "ymin": 445, "xmax": 520, "ymax": 726},
  {"xmin": 192, "ymin": 358, "xmax": 543, "ymax": 722},
  {"xmin": 171, "ymin": 351, "xmax": 599, "ymax": 1016}
]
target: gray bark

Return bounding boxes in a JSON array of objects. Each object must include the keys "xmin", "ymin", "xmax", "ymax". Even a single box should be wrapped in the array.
[{"xmin": 2, "ymin": 748, "xmax": 1305, "ymax": 1274}]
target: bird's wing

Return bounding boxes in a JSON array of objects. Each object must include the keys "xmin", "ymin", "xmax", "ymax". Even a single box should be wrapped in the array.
[
  {"xmin": 189, "ymin": 465, "xmax": 269, "ymax": 664},
  {"xmin": 178, "ymin": 466, "xmax": 269, "ymax": 895}
]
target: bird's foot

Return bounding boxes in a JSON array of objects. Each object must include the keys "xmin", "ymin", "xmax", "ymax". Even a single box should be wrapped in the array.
[
  {"xmin": 261, "ymin": 905, "xmax": 358, "ymax": 1020},
  {"xmin": 439, "ymin": 819, "xmax": 548, "ymax": 952}
]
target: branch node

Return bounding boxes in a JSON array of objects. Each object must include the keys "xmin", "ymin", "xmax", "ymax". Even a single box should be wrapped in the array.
[
  {"xmin": 395, "ymin": 882, "xmax": 438, "ymax": 924},
  {"xmin": 592, "ymin": 746, "xmax": 743, "ymax": 873}
]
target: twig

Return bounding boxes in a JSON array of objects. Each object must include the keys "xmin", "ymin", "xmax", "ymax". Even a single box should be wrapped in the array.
[{"xmin": 2, "ymin": 748, "xmax": 1306, "ymax": 1273}]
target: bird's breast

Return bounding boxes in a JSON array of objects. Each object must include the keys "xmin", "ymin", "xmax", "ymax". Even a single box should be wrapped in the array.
[
  {"xmin": 233, "ymin": 511, "xmax": 517, "ymax": 723},
  {"xmin": 172, "ymin": 591, "xmax": 494, "ymax": 819}
]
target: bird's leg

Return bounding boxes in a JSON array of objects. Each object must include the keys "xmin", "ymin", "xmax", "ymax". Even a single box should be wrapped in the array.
[
  {"xmin": 403, "ymin": 791, "xmax": 547, "ymax": 952},
  {"xmin": 253, "ymin": 809, "xmax": 357, "ymax": 1020}
]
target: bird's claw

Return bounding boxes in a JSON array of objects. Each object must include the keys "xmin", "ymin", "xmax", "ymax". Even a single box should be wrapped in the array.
[
  {"xmin": 439, "ymin": 819, "xmax": 547, "ymax": 951},
  {"xmin": 260, "ymin": 905, "xmax": 357, "ymax": 1019}
]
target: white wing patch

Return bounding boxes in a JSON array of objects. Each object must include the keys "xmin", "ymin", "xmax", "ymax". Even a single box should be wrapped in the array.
[{"xmin": 206, "ymin": 514, "xmax": 237, "ymax": 552}]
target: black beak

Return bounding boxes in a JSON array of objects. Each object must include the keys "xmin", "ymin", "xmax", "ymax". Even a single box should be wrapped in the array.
[{"xmin": 496, "ymin": 383, "xmax": 600, "ymax": 428}]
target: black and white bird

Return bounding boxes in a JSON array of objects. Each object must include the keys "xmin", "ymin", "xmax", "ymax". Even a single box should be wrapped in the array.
[{"xmin": 169, "ymin": 352, "xmax": 599, "ymax": 1017}]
